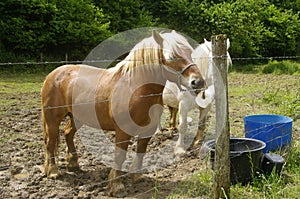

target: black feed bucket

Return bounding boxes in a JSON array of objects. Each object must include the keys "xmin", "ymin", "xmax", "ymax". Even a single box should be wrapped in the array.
[{"xmin": 203, "ymin": 138, "xmax": 266, "ymax": 184}]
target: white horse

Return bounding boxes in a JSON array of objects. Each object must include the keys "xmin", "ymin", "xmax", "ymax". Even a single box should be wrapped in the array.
[{"xmin": 160, "ymin": 39, "xmax": 231, "ymax": 155}]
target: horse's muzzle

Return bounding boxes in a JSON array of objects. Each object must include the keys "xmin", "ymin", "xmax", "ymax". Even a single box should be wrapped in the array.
[{"xmin": 191, "ymin": 78, "xmax": 206, "ymax": 94}]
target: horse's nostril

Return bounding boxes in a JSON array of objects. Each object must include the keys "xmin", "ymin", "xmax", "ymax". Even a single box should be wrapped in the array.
[
  {"xmin": 191, "ymin": 79, "xmax": 205, "ymax": 89},
  {"xmin": 191, "ymin": 80, "xmax": 196, "ymax": 86}
]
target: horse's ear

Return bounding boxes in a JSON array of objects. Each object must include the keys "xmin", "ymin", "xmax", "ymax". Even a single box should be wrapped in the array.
[
  {"xmin": 226, "ymin": 38, "xmax": 230, "ymax": 50},
  {"xmin": 152, "ymin": 30, "xmax": 163, "ymax": 46},
  {"xmin": 204, "ymin": 39, "xmax": 212, "ymax": 51}
]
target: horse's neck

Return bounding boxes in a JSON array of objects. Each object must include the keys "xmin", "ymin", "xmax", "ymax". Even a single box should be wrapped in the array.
[
  {"xmin": 110, "ymin": 66, "xmax": 167, "ymax": 98},
  {"xmin": 122, "ymin": 66, "xmax": 167, "ymax": 94}
]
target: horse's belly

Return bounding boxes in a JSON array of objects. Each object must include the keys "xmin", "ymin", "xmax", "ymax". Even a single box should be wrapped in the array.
[
  {"xmin": 163, "ymin": 89, "xmax": 179, "ymax": 108},
  {"xmin": 163, "ymin": 94, "xmax": 179, "ymax": 108},
  {"xmin": 72, "ymin": 100, "xmax": 115, "ymax": 130},
  {"xmin": 96, "ymin": 104, "xmax": 115, "ymax": 130}
]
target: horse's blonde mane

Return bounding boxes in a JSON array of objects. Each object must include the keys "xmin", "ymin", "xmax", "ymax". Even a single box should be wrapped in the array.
[
  {"xmin": 114, "ymin": 31, "xmax": 193, "ymax": 75},
  {"xmin": 121, "ymin": 36, "xmax": 162, "ymax": 74}
]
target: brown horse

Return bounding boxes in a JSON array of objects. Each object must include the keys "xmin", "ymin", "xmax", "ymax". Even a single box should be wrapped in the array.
[{"xmin": 41, "ymin": 30, "xmax": 205, "ymax": 196}]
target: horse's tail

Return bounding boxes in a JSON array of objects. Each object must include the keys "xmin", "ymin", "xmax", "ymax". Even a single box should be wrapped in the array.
[{"xmin": 41, "ymin": 110, "xmax": 46, "ymax": 144}]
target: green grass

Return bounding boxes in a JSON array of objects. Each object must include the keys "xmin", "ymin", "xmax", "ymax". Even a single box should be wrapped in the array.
[
  {"xmin": 165, "ymin": 143, "xmax": 300, "ymax": 199},
  {"xmin": 167, "ymin": 167, "xmax": 213, "ymax": 199},
  {"xmin": 166, "ymin": 72, "xmax": 300, "ymax": 198},
  {"xmin": 0, "ymin": 73, "xmax": 44, "ymax": 114},
  {"xmin": 263, "ymin": 87, "xmax": 300, "ymax": 120},
  {"xmin": 231, "ymin": 60, "xmax": 300, "ymax": 75},
  {"xmin": 1, "ymin": 67, "xmax": 300, "ymax": 198},
  {"xmin": 230, "ymin": 143, "xmax": 300, "ymax": 199},
  {"xmin": 261, "ymin": 60, "xmax": 300, "ymax": 75}
]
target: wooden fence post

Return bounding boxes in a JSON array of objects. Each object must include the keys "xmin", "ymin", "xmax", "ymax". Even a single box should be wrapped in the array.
[{"xmin": 212, "ymin": 35, "xmax": 230, "ymax": 199}]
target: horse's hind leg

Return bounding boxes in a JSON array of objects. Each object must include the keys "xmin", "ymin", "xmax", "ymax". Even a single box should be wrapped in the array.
[
  {"xmin": 64, "ymin": 115, "xmax": 81, "ymax": 172},
  {"xmin": 168, "ymin": 106, "xmax": 178, "ymax": 130},
  {"xmin": 43, "ymin": 114, "xmax": 61, "ymax": 178}
]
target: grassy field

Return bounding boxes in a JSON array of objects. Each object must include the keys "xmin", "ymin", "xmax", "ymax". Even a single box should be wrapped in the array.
[
  {"xmin": 168, "ymin": 70, "xmax": 300, "ymax": 198},
  {"xmin": 0, "ymin": 64, "xmax": 299, "ymax": 198}
]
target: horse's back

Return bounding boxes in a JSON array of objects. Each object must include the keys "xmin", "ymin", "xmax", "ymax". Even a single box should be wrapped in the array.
[
  {"xmin": 42, "ymin": 64, "xmax": 78, "ymax": 106},
  {"xmin": 41, "ymin": 64, "xmax": 104, "ymax": 111}
]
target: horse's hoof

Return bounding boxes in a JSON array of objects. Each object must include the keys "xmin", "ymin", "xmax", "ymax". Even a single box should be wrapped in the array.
[
  {"xmin": 193, "ymin": 138, "xmax": 204, "ymax": 147},
  {"xmin": 107, "ymin": 181, "xmax": 127, "ymax": 197},
  {"xmin": 47, "ymin": 170, "xmax": 59, "ymax": 179},
  {"xmin": 67, "ymin": 166, "xmax": 81, "ymax": 172},
  {"xmin": 67, "ymin": 162, "xmax": 80, "ymax": 172},
  {"xmin": 48, "ymin": 173, "xmax": 59, "ymax": 179},
  {"xmin": 174, "ymin": 147, "xmax": 186, "ymax": 156},
  {"xmin": 168, "ymin": 127, "xmax": 177, "ymax": 132},
  {"xmin": 46, "ymin": 165, "xmax": 59, "ymax": 178},
  {"xmin": 130, "ymin": 173, "xmax": 142, "ymax": 183}
]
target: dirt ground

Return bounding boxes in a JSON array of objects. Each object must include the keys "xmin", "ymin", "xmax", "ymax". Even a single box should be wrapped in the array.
[{"xmin": 0, "ymin": 73, "xmax": 299, "ymax": 198}]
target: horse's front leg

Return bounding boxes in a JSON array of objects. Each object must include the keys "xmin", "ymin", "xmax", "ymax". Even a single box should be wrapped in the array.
[
  {"xmin": 130, "ymin": 136, "xmax": 151, "ymax": 182},
  {"xmin": 193, "ymin": 105, "xmax": 211, "ymax": 148},
  {"xmin": 174, "ymin": 103, "xmax": 188, "ymax": 155},
  {"xmin": 108, "ymin": 130, "xmax": 131, "ymax": 197}
]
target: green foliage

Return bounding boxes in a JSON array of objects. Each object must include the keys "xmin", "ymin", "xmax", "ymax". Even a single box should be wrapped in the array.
[
  {"xmin": 252, "ymin": 173, "xmax": 286, "ymax": 198},
  {"xmin": 262, "ymin": 60, "xmax": 300, "ymax": 75},
  {"xmin": 260, "ymin": 5, "xmax": 300, "ymax": 56},
  {"xmin": 162, "ymin": 0, "xmax": 300, "ymax": 58},
  {"xmin": 0, "ymin": 0, "xmax": 111, "ymax": 61},
  {"xmin": 0, "ymin": 0, "xmax": 57, "ymax": 57},
  {"xmin": 162, "ymin": 0, "xmax": 213, "ymax": 42},
  {"xmin": 269, "ymin": 0, "xmax": 300, "ymax": 13},
  {"xmin": 0, "ymin": 0, "xmax": 300, "ymax": 64},
  {"xmin": 230, "ymin": 64, "xmax": 260, "ymax": 73},
  {"xmin": 208, "ymin": 0, "xmax": 268, "ymax": 57},
  {"xmin": 47, "ymin": 0, "xmax": 111, "ymax": 60},
  {"xmin": 94, "ymin": 0, "xmax": 157, "ymax": 33}
]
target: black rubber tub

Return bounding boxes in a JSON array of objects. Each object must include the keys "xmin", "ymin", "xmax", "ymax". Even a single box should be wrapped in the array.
[{"xmin": 203, "ymin": 138, "xmax": 266, "ymax": 184}]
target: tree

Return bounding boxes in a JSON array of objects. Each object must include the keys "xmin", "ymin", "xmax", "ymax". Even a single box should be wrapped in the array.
[
  {"xmin": 46, "ymin": 0, "xmax": 111, "ymax": 60},
  {"xmin": 94, "ymin": 0, "xmax": 157, "ymax": 33},
  {"xmin": 162, "ymin": 0, "xmax": 300, "ymax": 58},
  {"xmin": 259, "ymin": 4, "xmax": 300, "ymax": 56},
  {"xmin": 0, "ymin": 0, "xmax": 111, "ymax": 61},
  {"xmin": 0, "ymin": 0, "xmax": 57, "ymax": 59}
]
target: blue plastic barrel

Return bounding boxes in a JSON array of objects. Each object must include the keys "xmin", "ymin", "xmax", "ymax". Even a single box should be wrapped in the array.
[{"xmin": 244, "ymin": 114, "xmax": 292, "ymax": 153}]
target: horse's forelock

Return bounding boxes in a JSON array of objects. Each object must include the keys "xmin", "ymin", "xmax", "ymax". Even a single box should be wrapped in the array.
[
  {"xmin": 161, "ymin": 32, "xmax": 193, "ymax": 60},
  {"xmin": 192, "ymin": 44, "xmax": 210, "ymax": 79}
]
